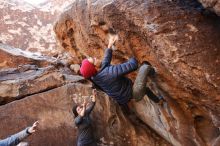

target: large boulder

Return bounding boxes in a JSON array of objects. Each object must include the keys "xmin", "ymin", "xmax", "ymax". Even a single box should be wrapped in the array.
[
  {"xmin": 54, "ymin": 0, "xmax": 220, "ymax": 146},
  {"xmin": 0, "ymin": 0, "xmax": 73, "ymax": 55},
  {"xmin": 0, "ymin": 64, "xmax": 83, "ymax": 104},
  {"xmin": 0, "ymin": 43, "xmax": 57, "ymax": 69}
]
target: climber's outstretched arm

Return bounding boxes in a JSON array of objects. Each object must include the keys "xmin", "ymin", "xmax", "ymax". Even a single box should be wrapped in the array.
[
  {"xmin": 101, "ymin": 48, "xmax": 112, "ymax": 68},
  {"xmin": 101, "ymin": 33, "xmax": 119, "ymax": 68},
  {"xmin": 110, "ymin": 57, "xmax": 138, "ymax": 77},
  {"xmin": 0, "ymin": 128, "xmax": 30, "ymax": 146}
]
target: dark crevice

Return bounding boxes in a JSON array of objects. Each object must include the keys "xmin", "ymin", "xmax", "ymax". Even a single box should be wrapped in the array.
[
  {"xmin": 67, "ymin": 28, "xmax": 74, "ymax": 37},
  {"xmin": 62, "ymin": 42, "xmax": 68, "ymax": 48},
  {"xmin": 178, "ymin": 0, "xmax": 220, "ymax": 18},
  {"xmin": 177, "ymin": 0, "xmax": 205, "ymax": 10},
  {"xmin": 98, "ymin": 21, "xmax": 106, "ymax": 26}
]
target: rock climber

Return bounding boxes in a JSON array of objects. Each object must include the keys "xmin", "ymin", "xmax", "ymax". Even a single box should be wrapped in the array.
[
  {"xmin": 72, "ymin": 89, "xmax": 97, "ymax": 146},
  {"xmin": 79, "ymin": 32, "xmax": 164, "ymax": 113},
  {"xmin": 0, "ymin": 121, "xmax": 39, "ymax": 146}
]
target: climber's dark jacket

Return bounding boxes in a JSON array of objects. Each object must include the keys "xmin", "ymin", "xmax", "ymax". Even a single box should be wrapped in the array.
[
  {"xmin": 75, "ymin": 102, "xmax": 96, "ymax": 146},
  {"xmin": 91, "ymin": 48, "xmax": 138, "ymax": 105}
]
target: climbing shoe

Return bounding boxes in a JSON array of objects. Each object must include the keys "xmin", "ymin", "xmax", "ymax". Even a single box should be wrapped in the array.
[
  {"xmin": 141, "ymin": 61, "xmax": 156, "ymax": 76},
  {"xmin": 108, "ymin": 28, "xmax": 117, "ymax": 35},
  {"xmin": 146, "ymin": 87, "xmax": 164, "ymax": 103},
  {"xmin": 141, "ymin": 60, "xmax": 152, "ymax": 66}
]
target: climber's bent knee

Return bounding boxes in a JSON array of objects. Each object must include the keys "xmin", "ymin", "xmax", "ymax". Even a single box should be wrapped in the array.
[{"xmin": 133, "ymin": 64, "xmax": 152, "ymax": 101}]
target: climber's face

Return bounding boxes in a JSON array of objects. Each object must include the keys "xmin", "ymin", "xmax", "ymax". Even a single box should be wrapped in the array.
[
  {"xmin": 88, "ymin": 57, "xmax": 95, "ymax": 64},
  {"xmin": 76, "ymin": 106, "xmax": 83, "ymax": 114},
  {"xmin": 88, "ymin": 57, "xmax": 101, "ymax": 69}
]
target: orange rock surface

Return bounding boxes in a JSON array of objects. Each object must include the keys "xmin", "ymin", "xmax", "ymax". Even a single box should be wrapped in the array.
[
  {"xmin": 54, "ymin": 0, "xmax": 220, "ymax": 145},
  {"xmin": 0, "ymin": 0, "xmax": 220, "ymax": 146}
]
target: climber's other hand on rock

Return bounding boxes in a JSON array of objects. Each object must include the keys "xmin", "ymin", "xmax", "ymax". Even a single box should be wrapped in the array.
[{"xmin": 108, "ymin": 33, "xmax": 118, "ymax": 49}]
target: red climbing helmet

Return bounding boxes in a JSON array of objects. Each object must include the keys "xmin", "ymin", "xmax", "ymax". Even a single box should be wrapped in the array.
[{"xmin": 80, "ymin": 59, "xmax": 97, "ymax": 78}]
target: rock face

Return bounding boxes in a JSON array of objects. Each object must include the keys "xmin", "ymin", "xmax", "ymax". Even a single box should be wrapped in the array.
[
  {"xmin": 198, "ymin": 0, "xmax": 220, "ymax": 15},
  {"xmin": 0, "ymin": 43, "xmax": 58, "ymax": 69},
  {"xmin": 0, "ymin": 0, "xmax": 73, "ymax": 55},
  {"xmin": 54, "ymin": 0, "xmax": 220, "ymax": 146},
  {"xmin": 0, "ymin": 45, "xmax": 170, "ymax": 146},
  {"xmin": 0, "ymin": 65, "xmax": 84, "ymax": 105}
]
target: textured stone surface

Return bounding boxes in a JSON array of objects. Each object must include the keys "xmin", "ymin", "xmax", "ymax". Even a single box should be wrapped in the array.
[
  {"xmin": 0, "ymin": 64, "xmax": 84, "ymax": 104},
  {"xmin": 198, "ymin": 0, "xmax": 220, "ymax": 15},
  {"xmin": 54, "ymin": 0, "xmax": 220, "ymax": 146},
  {"xmin": 0, "ymin": 43, "xmax": 57, "ymax": 69},
  {"xmin": 0, "ymin": 43, "xmax": 83, "ymax": 104},
  {"xmin": 0, "ymin": 81, "xmax": 170, "ymax": 146},
  {"xmin": 0, "ymin": 0, "xmax": 73, "ymax": 55}
]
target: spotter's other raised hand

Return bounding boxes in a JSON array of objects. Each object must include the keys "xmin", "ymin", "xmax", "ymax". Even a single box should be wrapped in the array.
[{"xmin": 28, "ymin": 121, "xmax": 39, "ymax": 134}]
